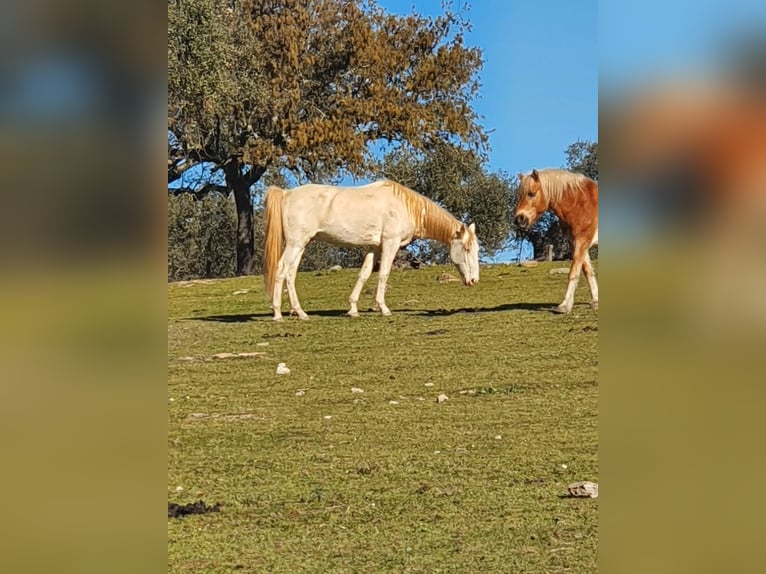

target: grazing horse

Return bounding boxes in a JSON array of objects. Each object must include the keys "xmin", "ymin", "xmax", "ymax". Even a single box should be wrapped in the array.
[
  {"xmin": 263, "ymin": 180, "xmax": 480, "ymax": 321},
  {"xmin": 514, "ymin": 169, "xmax": 598, "ymax": 313}
]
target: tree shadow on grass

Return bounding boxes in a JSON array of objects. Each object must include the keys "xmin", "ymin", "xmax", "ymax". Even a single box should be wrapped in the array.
[
  {"xmin": 189, "ymin": 302, "xmax": 562, "ymax": 322},
  {"xmin": 191, "ymin": 309, "xmax": 352, "ymax": 322},
  {"xmin": 413, "ymin": 302, "xmax": 560, "ymax": 316}
]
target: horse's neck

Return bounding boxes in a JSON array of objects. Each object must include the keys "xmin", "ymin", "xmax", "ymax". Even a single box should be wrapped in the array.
[{"xmin": 418, "ymin": 201, "xmax": 460, "ymax": 245}]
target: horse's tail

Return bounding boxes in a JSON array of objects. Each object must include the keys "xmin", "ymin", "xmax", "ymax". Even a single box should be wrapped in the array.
[{"xmin": 263, "ymin": 186, "xmax": 285, "ymax": 299}]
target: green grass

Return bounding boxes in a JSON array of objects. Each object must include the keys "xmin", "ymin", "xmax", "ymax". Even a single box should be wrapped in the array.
[{"xmin": 168, "ymin": 262, "xmax": 598, "ymax": 573}]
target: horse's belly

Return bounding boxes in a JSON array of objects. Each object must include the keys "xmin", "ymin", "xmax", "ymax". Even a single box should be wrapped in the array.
[{"xmin": 316, "ymin": 228, "xmax": 381, "ymax": 247}]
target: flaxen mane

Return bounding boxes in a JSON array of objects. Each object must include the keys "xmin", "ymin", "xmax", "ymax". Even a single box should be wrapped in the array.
[
  {"xmin": 533, "ymin": 169, "xmax": 591, "ymax": 203},
  {"xmin": 386, "ymin": 180, "xmax": 465, "ymax": 245}
]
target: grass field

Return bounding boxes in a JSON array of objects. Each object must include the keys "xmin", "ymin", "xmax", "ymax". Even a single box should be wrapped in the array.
[{"xmin": 168, "ymin": 261, "xmax": 598, "ymax": 573}]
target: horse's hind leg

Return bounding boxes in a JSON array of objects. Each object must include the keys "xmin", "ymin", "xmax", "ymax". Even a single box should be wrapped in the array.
[
  {"xmin": 556, "ymin": 239, "xmax": 587, "ymax": 314},
  {"xmin": 285, "ymin": 247, "xmax": 309, "ymax": 320},
  {"xmin": 582, "ymin": 251, "xmax": 598, "ymax": 311},
  {"xmin": 272, "ymin": 242, "xmax": 307, "ymax": 321},
  {"xmin": 348, "ymin": 251, "xmax": 376, "ymax": 317},
  {"xmin": 374, "ymin": 240, "xmax": 398, "ymax": 317}
]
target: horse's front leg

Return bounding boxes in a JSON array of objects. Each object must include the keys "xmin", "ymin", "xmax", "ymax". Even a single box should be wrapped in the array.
[
  {"xmin": 374, "ymin": 241, "xmax": 398, "ymax": 317},
  {"xmin": 556, "ymin": 238, "xmax": 588, "ymax": 314},
  {"xmin": 348, "ymin": 251, "xmax": 376, "ymax": 317}
]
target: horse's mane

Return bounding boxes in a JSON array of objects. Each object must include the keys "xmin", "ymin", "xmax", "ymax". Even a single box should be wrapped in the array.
[
  {"xmin": 386, "ymin": 180, "xmax": 464, "ymax": 245},
  {"xmin": 533, "ymin": 169, "xmax": 592, "ymax": 203}
]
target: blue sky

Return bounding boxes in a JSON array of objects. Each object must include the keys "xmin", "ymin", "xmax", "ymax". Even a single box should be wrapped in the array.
[{"xmin": 378, "ymin": 0, "xmax": 598, "ymax": 177}]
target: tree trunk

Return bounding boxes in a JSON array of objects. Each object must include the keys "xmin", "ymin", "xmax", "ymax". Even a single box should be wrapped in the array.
[{"xmin": 224, "ymin": 159, "xmax": 266, "ymax": 276}]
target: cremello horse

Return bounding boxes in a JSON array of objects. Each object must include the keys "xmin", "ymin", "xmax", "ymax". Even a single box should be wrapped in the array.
[
  {"xmin": 514, "ymin": 169, "xmax": 598, "ymax": 313},
  {"xmin": 263, "ymin": 180, "xmax": 480, "ymax": 321}
]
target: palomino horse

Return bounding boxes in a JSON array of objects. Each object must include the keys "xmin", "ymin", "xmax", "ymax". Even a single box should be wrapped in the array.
[
  {"xmin": 514, "ymin": 169, "xmax": 598, "ymax": 313},
  {"xmin": 263, "ymin": 180, "xmax": 480, "ymax": 321}
]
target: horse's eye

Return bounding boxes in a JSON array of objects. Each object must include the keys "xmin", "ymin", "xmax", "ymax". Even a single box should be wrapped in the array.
[{"xmin": 527, "ymin": 192, "xmax": 535, "ymax": 199}]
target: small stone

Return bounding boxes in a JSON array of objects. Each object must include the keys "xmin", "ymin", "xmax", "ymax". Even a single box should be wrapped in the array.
[
  {"xmin": 212, "ymin": 352, "xmax": 236, "ymax": 359},
  {"xmin": 323, "ymin": 415, "xmax": 332, "ymax": 420},
  {"xmin": 568, "ymin": 481, "xmax": 598, "ymax": 498},
  {"xmin": 295, "ymin": 390, "xmax": 305, "ymax": 396},
  {"xmin": 329, "ymin": 265, "xmax": 343, "ymax": 272},
  {"xmin": 424, "ymin": 382, "xmax": 434, "ymax": 387},
  {"xmin": 495, "ymin": 435, "xmax": 502, "ymax": 440},
  {"xmin": 174, "ymin": 486, "xmax": 184, "ymax": 492},
  {"xmin": 232, "ymin": 289, "xmax": 249, "ymax": 295},
  {"xmin": 351, "ymin": 387, "xmax": 364, "ymax": 394},
  {"xmin": 169, "ymin": 398, "xmax": 175, "ymax": 402},
  {"xmin": 389, "ymin": 400, "xmax": 399, "ymax": 405},
  {"xmin": 436, "ymin": 394, "xmax": 449, "ymax": 404},
  {"xmin": 561, "ymin": 464, "xmax": 568, "ymax": 469},
  {"xmin": 276, "ymin": 362, "xmax": 291, "ymax": 375},
  {"xmin": 256, "ymin": 342, "xmax": 269, "ymax": 347}
]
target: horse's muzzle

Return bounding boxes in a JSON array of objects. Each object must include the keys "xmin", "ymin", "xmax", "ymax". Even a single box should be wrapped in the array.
[{"xmin": 514, "ymin": 214, "xmax": 529, "ymax": 230}]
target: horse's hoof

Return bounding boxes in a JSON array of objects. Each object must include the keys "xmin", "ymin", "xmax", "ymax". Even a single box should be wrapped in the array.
[
  {"xmin": 347, "ymin": 311, "xmax": 360, "ymax": 318},
  {"xmin": 380, "ymin": 309, "xmax": 392, "ymax": 317},
  {"xmin": 297, "ymin": 314, "xmax": 310, "ymax": 321},
  {"xmin": 273, "ymin": 316, "xmax": 284, "ymax": 322},
  {"xmin": 590, "ymin": 301, "xmax": 599, "ymax": 311},
  {"xmin": 554, "ymin": 304, "xmax": 571, "ymax": 314}
]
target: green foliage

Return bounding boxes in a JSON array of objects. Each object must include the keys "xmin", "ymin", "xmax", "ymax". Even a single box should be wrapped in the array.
[
  {"xmin": 168, "ymin": 194, "xmax": 238, "ymax": 280},
  {"xmin": 168, "ymin": 263, "xmax": 598, "ymax": 572},
  {"xmin": 381, "ymin": 143, "xmax": 516, "ymax": 260},
  {"xmin": 565, "ymin": 140, "xmax": 599, "ymax": 181}
]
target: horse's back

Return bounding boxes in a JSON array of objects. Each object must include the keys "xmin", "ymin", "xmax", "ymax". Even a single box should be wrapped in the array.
[{"xmin": 281, "ymin": 181, "xmax": 411, "ymax": 246}]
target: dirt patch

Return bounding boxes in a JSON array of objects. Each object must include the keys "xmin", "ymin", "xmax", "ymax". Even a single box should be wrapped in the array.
[{"xmin": 168, "ymin": 500, "xmax": 221, "ymax": 518}]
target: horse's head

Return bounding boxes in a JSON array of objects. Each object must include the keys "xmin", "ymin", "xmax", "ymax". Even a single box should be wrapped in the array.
[
  {"xmin": 514, "ymin": 169, "xmax": 548, "ymax": 231},
  {"xmin": 449, "ymin": 223, "xmax": 480, "ymax": 286}
]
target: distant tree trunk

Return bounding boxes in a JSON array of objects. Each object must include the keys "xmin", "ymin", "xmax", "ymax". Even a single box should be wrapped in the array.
[{"xmin": 224, "ymin": 158, "xmax": 266, "ymax": 276}]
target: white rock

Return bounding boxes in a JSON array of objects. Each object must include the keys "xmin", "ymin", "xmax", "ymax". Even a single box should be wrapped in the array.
[
  {"xmin": 351, "ymin": 387, "xmax": 364, "ymax": 393},
  {"xmin": 568, "ymin": 481, "xmax": 598, "ymax": 498},
  {"xmin": 389, "ymin": 400, "xmax": 399, "ymax": 405},
  {"xmin": 276, "ymin": 362, "xmax": 291, "ymax": 375},
  {"xmin": 495, "ymin": 435, "xmax": 502, "ymax": 440},
  {"xmin": 424, "ymin": 382, "xmax": 435, "ymax": 387},
  {"xmin": 295, "ymin": 390, "xmax": 305, "ymax": 396},
  {"xmin": 256, "ymin": 342, "xmax": 269, "ymax": 347},
  {"xmin": 323, "ymin": 415, "xmax": 332, "ymax": 420},
  {"xmin": 436, "ymin": 394, "xmax": 449, "ymax": 404},
  {"xmin": 174, "ymin": 486, "xmax": 184, "ymax": 492},
  {"xmin": 561, "ymin": 464, "xmax": 568, "ymax": 469},
  {"xmin": 169, "ymin": 398, "xmax": 175, "ymax": 402},
  {"xmin": 232, "ymin": 289, "xmax": 249, "ymax": 295}
]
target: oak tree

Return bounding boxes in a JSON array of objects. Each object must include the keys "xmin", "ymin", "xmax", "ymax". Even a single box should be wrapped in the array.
[{"xmin": 168, "ymin": 0, "xmax": 486, "ymax": 274}]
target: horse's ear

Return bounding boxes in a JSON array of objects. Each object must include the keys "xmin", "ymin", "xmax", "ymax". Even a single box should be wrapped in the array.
[
  {"xmin": 531, "ymin": 169, "xmax": 539, "ymax": 181},
  {"xmin": 517, "ymin": 172, "xmax": 524, "ymax": 181},
  {"xmin": 468, "ymin": 222, "xmax": 476, "ymax": 234}
]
